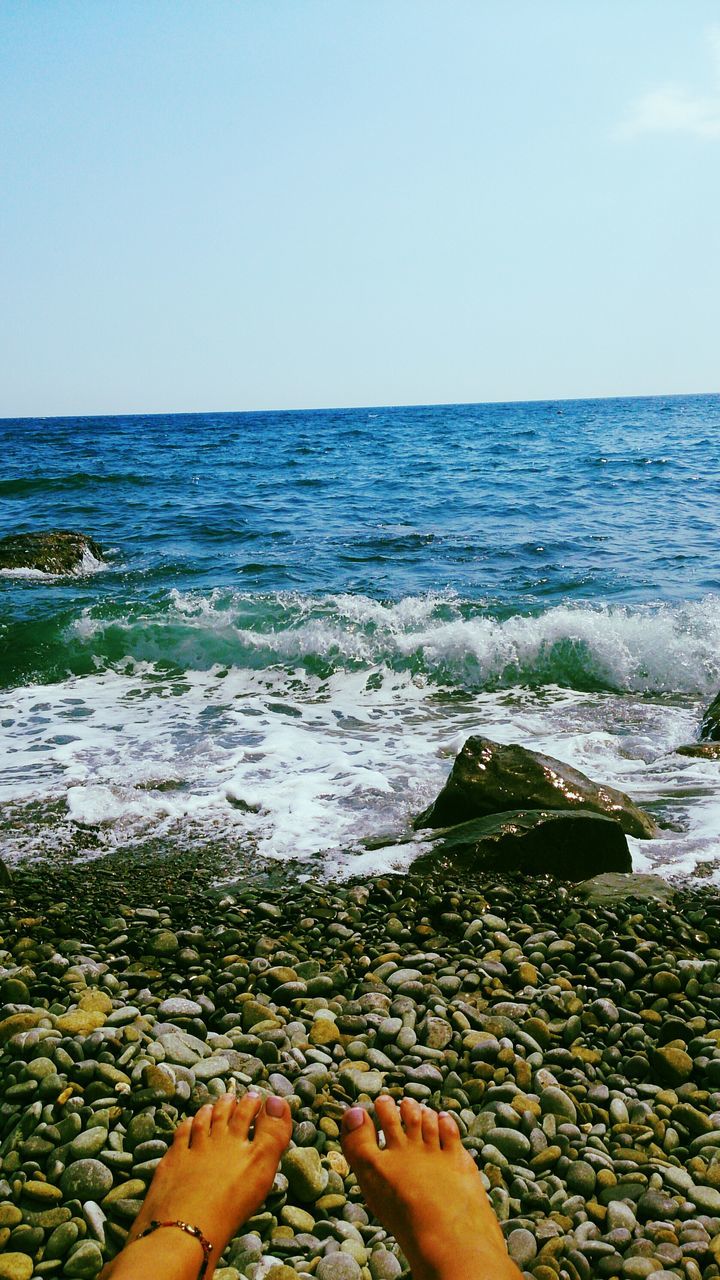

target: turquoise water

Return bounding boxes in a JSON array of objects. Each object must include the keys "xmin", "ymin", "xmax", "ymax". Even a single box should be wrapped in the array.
[{"xmin": 2, "ymin": 395, "xmax": 720, "ymax": 876}]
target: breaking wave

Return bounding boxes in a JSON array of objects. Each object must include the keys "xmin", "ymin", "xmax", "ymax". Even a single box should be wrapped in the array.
[{"xmin": 6, "ymin": 589, "xmax": 720, "ymax": 695}]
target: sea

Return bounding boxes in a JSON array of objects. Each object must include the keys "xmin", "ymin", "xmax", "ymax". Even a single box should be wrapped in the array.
[{"xmin": 2, "ymin": 395, "xmax": 720, "ymax": 882}]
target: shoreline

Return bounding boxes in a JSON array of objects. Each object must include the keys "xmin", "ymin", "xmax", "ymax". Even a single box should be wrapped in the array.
[{"xmin": 1, "ymin": 854, "xmax": 719, "ymax": 1278}]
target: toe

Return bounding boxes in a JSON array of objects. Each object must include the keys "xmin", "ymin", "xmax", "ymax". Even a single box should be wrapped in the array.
[
  {"xmin": 438, "ymin": 1110, "xmax": 460, "ymax": 1149},
  {"xmin": 191, "ymin": 1103, "xmax": 214, "ymax": 1147},
  {"xmin": 211, "ymin": 1093, "xmax": 237, "ymax": 1132},
  {"xmin": 171, "ymin": 1115, "xmax": 193, "ymax": 1149},
  {"xmin": 399, "ymin": 1096, "xmax": 423, "ymax": 1141},
  {"xmin": 230, "ymin": 1090, "xmax": 263, "ymax": 1139},
  {"xmin": 252, "ymin": 1095, "xmax": 293, "ymax": 1156},
  {"xmin": 375, "ymin": 1095, "xmax": 404, "ymax": 1148},
  {"xmin": 341, "ymin": 1105, "xmax": 381, "ymax": 1169},
  {"xmin": 421, "ymin": 1105, "xmax": 440, "ymax": 1148}
]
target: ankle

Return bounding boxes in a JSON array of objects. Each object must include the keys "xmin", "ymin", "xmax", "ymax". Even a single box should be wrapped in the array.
[{"xmin": 413, "ymin": 1242, "xmax": 520, "ymax": 1280}]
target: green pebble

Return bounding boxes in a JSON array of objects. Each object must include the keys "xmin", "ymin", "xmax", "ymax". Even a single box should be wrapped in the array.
[
  {"xmin": 70, "ymin": 1129, "xmax": 108, "ymax": 1160},
  {"xmin": 64, "ymin": 1240, "xmax": 105, "ymax": 1278},
  {"xmin": 280, "ymin": 1205, "xmax": 316, "ymax": 1232},
  {"xmin": 45, "ymin": 1221, "xmax": 80, "ymax": 1260}
]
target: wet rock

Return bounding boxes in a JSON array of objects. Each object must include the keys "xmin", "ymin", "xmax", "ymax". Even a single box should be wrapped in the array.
[
  {"xmin": 0, "ymin": 530, "xmax": 105, "ymax": 575},
  {"xmin": 414, "ymin": 735, "xmax": 657, "ymax": 837},
  {"xmin": 414, "ymin": 809, "xmax": 631, "ymax": 879},
  {"xmin": 675, "ymin": 742, "xmax": 720, "ymax": 759}
]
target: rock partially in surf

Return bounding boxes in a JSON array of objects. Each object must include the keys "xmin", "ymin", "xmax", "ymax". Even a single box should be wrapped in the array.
[
  {"xmin": 675, "ymin": 741, "xmax": 720, "ymax": 759},
  {"xmin": 0, "ymin": 858, "xmax": 10, "ymax": 888},
  {"xmin": 412, "ymin": 808, "xmax": 631, "ymax": 880},
  {"xmin": 0, "ymin": 531, "xmax": 105, "ymax": 576},
  {"xmin": 414, "ymin": 735, "xmax": 657, "ymax": 838},
  {"xmin": 575, "ymin": 870, "xmax": 675, "ymax": 904},
  {"xmin": 698, "ymin": 689, "xmax": 720, "ymax": 742}
]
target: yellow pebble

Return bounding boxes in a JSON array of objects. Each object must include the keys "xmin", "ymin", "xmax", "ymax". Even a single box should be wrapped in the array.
[
  {"xmin": 78, "ymin": 991, "xmax": 113, "ymax": 1014},
  {"xmin": 54, "ymin": 1010, "xmax": 106, "ymax": 1036},
  {"xmin": 326, "ymin": 1150, "xmax": 349, "ymax": 1178}
]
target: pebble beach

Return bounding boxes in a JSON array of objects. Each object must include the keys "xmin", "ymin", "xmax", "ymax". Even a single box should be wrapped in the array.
[
  {"xmin": 4, "ymin": 401, "xmax": 720, "ymax": 1279},
  {"xmin": 1, "ymin": 849, "xmax": 720, "ymax": 1280}
]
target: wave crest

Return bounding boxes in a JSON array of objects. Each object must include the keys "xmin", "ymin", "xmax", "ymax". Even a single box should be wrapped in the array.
[{"xmin": 56, "ymin": 590, "xmax": 720, "ymax": 695}]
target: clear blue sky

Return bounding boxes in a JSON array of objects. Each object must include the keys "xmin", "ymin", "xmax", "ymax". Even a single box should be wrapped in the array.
[{"xmin": 1, "ymin": 1, "xmax": 719, "ymax": 416}]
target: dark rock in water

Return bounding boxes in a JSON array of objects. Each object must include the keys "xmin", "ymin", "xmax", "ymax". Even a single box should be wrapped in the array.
[
  {"xmin": 0, "ymin": 531, "xmax": 104, "ymax": 576},
  {"xmin": 701, "ymin": 689, "xmax": 720, "ymax": 741},
  {"xmin": 0, "ymin": 859, "xmax": 10, "ymax": 887},
  {"xmin": 412, "ymin": 808, "xmax": 631, "ymax": 880},
  {"xmin": 676, "ymin": 741, "xmax": 720, "ymax": 759},
  {"xmin": 415, "ymin": 735, "xmax": 657, "ymax": 838},
  {"xmin": 576, "ymin": 871, "xmax": 675, "ymax": 904}
]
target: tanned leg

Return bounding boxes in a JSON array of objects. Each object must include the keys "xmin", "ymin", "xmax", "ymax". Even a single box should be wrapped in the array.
[
  {"xmin": 341, "ymin": 1095, "xmax": 521, "ymax": 1280},
  {"xmin": 103, "ymin": 1092, "xmax": 292, "ymax": 1280}
]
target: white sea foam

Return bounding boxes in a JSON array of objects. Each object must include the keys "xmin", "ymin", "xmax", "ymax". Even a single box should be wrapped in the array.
[
  {"xmin": 0, "ymin": 547, "xmax": 107, "ymax": 580},
  {"xmin": 68, "ymin": 590, "xmax": 720, "ymax": 694},
  {"xmin": 0, "ymin": 567, "xmax": 55, "ymax": 579},
  {"xmin": 1, "ymin": 653, "xmax": 718, "ymax": 881}
]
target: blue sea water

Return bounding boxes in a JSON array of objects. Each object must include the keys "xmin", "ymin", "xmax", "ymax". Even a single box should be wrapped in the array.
[{"xmin": 2, "ymin": 394, "xmax": 720, "ymax": 878}]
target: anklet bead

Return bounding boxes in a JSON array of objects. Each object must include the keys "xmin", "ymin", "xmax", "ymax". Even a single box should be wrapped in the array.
[{"xmin": 137, "ymin": 1218, "xmax": 213, "ymax": 1278}]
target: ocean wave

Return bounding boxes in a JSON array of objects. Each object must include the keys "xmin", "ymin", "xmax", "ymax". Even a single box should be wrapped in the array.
[
  {"xmin": 0, "ymin": 472, "xmax": 153, "ymax": 497},
  {"xmin": 9, "ymin": 590, "xmax": 711, "ymax": 696}
]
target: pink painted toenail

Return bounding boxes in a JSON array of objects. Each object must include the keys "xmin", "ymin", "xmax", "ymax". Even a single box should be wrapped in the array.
[
  {"xmin": 344, "ymin": 1107, "xmax": 365, "ymax": 1131},
  {"xmin": 266, "ymin": 1095, "xmax": 285, "ymax": 1117}
]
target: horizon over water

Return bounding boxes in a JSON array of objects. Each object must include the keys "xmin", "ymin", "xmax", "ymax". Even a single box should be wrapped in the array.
[{"xmin": 2, "ymin": 393, "xmax": 720, "ymax": 881}]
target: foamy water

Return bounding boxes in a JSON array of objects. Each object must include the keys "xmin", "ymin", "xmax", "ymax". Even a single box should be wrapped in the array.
[
  {"xmin": 3, "ymin": 397, "xmax": 720, "ymax": 880},
  {"xmin": 2, "ymin": 602, "xmax": 719, "ymax": 880}
]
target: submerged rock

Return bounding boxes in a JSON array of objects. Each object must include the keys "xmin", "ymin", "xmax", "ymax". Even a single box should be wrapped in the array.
[
  {"xmin": 415, "ymin": 735, "xmax": 657, "ymax": 837},
  {"xmin": 676, "ymin": 741, "xmax": 720, "ymax": 759},
  {"xmin": 0, "ymin": 530, "xmax": 105, "ymax": 576},
  {"xmin": 413, "ymin": 808, "xmax": 631, "ymax": 879}
]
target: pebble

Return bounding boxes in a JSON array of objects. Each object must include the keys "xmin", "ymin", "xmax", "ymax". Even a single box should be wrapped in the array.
[
  {"xmin": 64, "ymin": 1240, "xmax": 105, "ymax": 1278},
  {"xmin": 507, "ymin": 1227, "xmax": 538, "ymax": 1266},
  {"xmin": 0, "ymin": 1259, "xmax": 34, "ymax": 1280},
  {"xmin": 60, "ymin": 1160, "xmax": 114, "ymax": 1202},
  {"xmin": 368, "ymin": 1250, "xmax": 402, "ymax": 1280},
  {"xmin": 316, "ymin": 1256, "xmax": 362, "ymax": 1280},
  {"xmin": 2, "ymin": 857, "xmax": 720, "ymax": 1280},
  {"xmin": 282, "ymin": 1148, "xmax": 329, "ymax": 1202}
]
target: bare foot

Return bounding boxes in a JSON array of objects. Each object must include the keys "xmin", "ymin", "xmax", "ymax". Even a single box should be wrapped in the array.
[
  {"xmin": 341, "ymin": 1095, "xmax": 521, "ymax": 1280},
  {"xmin": 106, "ymin": 1092, "xmax": 292, "ymax": 1280}
]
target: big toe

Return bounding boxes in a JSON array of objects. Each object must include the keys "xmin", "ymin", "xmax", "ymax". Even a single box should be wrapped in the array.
[
  {"xmin": 252, "ymin": 1095, "xmax": 293, "ymax": 1158},
  {"xmin": 341, "ymin": 1106, "xmax": 380, "ymax": 1170}
]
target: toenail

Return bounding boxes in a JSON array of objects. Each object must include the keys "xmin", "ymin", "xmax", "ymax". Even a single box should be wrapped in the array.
[
  {"xmin": 266, "ymin": 1095, "xmax": 285, "ymax": 1117},
  {"xmin": 344, "ymin": 1107, "xmax": 365, "ymax": 1132}
]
